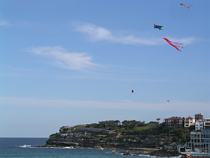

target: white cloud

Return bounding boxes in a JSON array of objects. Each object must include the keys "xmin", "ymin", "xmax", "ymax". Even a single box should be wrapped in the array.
[
  {"xmin": 0, "ymin": 20, "xmax": 10, "ymax": 26},
  {"xmin": 30, "ymin": 46, "xmax": 96, "ymax": 70},
  {"xmin": 75, "ymin": 23, "xmax": 197, "ymax": 46},
  {"xmin": 75, "ymin": 24, "xmax": 113, "ymax": 41},
  {"xmin": 76, "ymin": 23, "xmax": 161, "ymax": 46}
]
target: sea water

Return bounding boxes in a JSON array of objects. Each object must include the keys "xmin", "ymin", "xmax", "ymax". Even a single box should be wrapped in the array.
[{"xmin": 0, "ymin": 138, "xmax": 149, "ymax": 158}]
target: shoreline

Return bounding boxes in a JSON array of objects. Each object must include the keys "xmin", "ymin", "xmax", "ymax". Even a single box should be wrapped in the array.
[{"xmin": 39, "ymin": 145, "xmax": 180, "ymax": 157}]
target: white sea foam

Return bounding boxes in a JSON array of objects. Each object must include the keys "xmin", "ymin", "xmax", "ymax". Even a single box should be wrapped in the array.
[
  {"xmin": 62, "ymin": 146, "xmax": 74, "ymax": 149},
  {"xmin": 19, "ymin": 144, "xmax": 32, "ymax": 148}
]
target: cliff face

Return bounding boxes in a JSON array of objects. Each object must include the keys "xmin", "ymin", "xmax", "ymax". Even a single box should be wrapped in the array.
[{"xmin": 46, "ymin": 120, "xmax": 190, "ymax": 154}]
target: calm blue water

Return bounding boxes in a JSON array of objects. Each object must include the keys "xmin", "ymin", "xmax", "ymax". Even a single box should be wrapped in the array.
[{"xmin": 0, "ymin": 138, "xmax": 147, "ymax": 158}]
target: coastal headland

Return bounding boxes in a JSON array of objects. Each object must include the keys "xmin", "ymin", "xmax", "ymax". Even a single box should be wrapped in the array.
[{"xmin": 45, "ymin": 120, "xmax": 190, "ymax": 157}]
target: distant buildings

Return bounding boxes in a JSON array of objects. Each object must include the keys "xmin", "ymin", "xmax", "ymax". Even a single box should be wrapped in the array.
[
  {"xmin": 164, "ymin": 113, "xmax": 210, "ymax": 154},
  {"xmin": 164, "ymin": 117, "xmax": 184, "ymax": 128},
  {"xmin": 164, "ymin": 113, "xmax": 209, "ymax": 130},
  {"xmin": 184, "ymin": 113, "xmax": 210, "ymax": 154}
]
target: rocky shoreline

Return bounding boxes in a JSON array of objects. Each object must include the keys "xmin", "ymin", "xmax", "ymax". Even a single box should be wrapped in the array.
[{"xmin": 41, "ymin": 145, "xmax": 180, "ymax": 157}]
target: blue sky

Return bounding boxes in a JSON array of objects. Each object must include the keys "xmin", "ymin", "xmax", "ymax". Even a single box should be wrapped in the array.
[{"xmin": 0, "ymin": 0, "xmax": 210, "ymax": 137}]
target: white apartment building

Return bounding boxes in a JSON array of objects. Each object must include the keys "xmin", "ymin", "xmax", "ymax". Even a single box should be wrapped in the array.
[{"xmin": 184, "ymin": 117, "xmax": 195, "ymax": 128}]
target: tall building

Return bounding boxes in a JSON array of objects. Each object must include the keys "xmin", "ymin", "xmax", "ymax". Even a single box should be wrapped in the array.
[
  {"xmin": 188, "ymin": 114, "xmax": 210, "ymax": 154},
  {"xmin": 189, "ymin": 129, "xmax": 210, "ymax": 153}
]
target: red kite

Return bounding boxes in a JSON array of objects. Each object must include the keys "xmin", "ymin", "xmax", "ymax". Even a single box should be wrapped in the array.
[{"xmin": 163, "ymin": 38, "xmax": 183, "ymax": 52}]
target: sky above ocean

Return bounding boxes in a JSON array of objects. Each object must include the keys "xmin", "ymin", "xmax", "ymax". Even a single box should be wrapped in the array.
[{"xmin": 0, "ymin": 0, "xmax": 210, "ymax": 137}]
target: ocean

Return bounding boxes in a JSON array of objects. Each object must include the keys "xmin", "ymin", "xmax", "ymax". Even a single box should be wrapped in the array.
[{"xmin": 0, "ymin": 138, "xmax": 150, "ymax": 158}]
